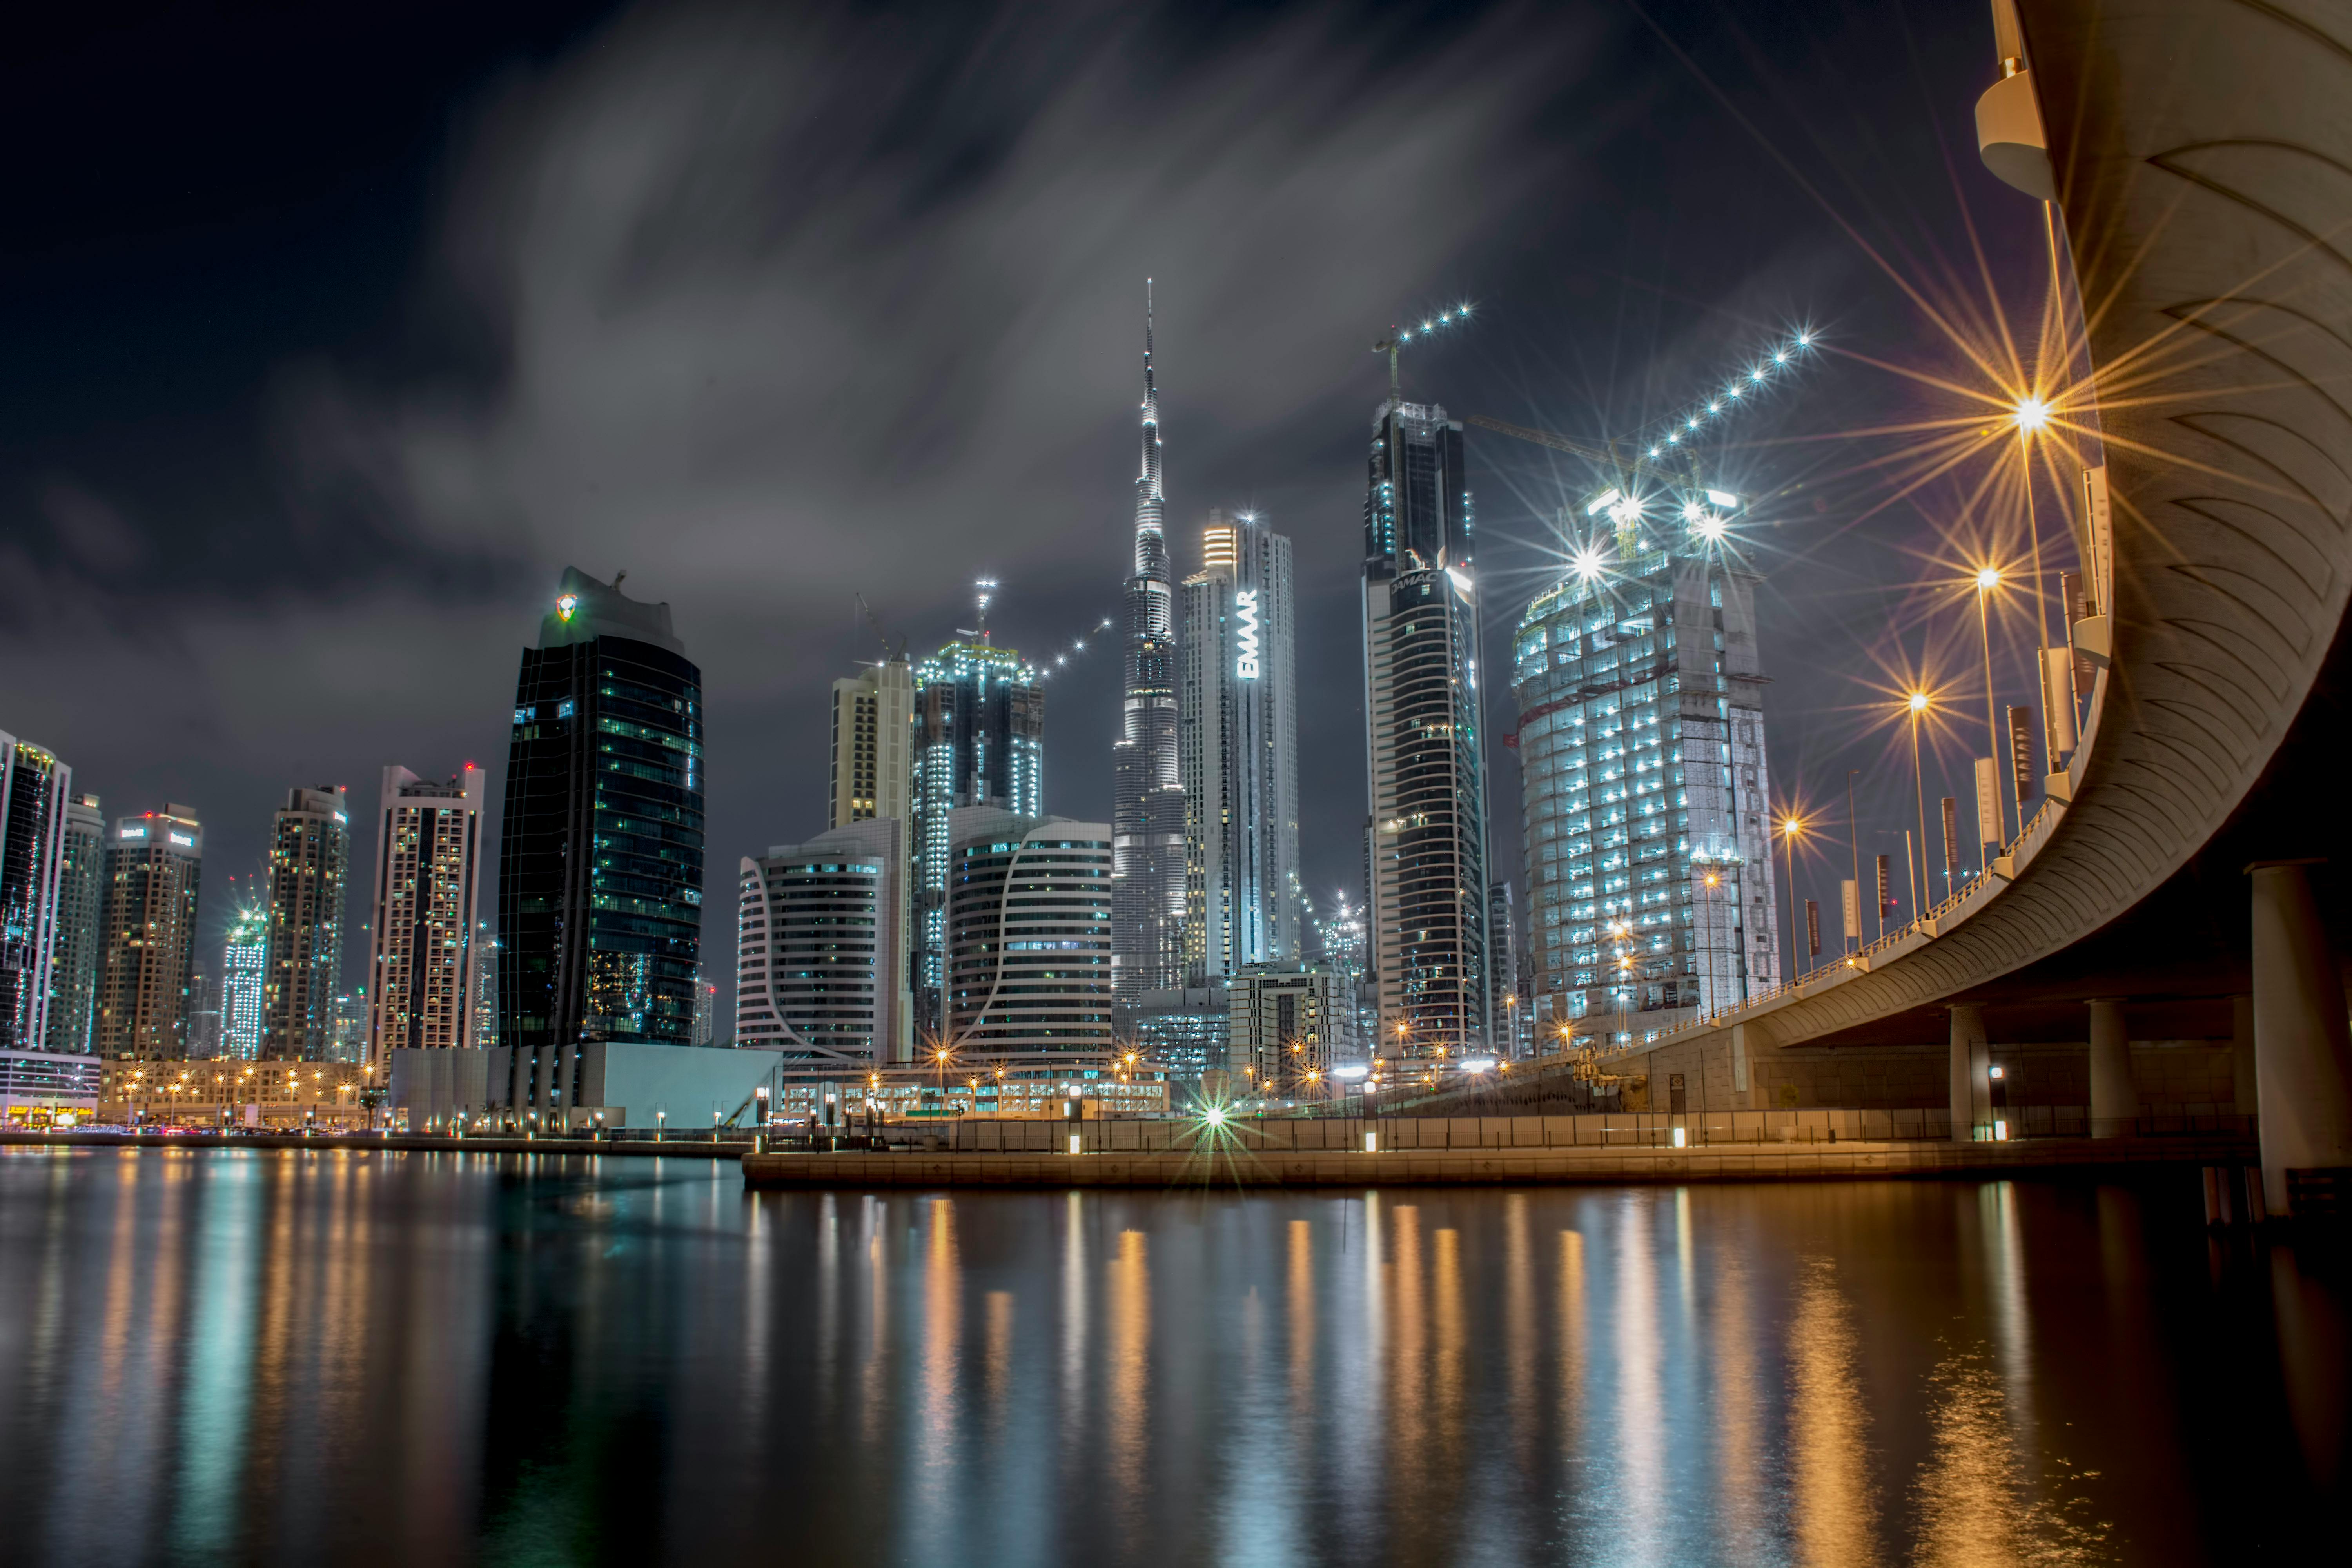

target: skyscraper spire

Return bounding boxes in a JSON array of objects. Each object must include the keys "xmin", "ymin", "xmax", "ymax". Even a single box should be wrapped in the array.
[
  {"xmin": 1135, "ymin": 279, "xmax": 1165, "ymax": 577},
  {"xmin": 1114, "ymin": 279, "xmax": 1185, "ymax": 1010}
]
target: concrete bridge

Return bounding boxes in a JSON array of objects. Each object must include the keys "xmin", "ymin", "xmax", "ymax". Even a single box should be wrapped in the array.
[{"xmin": 1418, "ymin": 0, "xmax": 2352, "ymax": 1216}]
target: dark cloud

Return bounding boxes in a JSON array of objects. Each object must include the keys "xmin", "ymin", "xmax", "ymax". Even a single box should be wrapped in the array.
[{"xmin": 1, "ymin": 0, "xmax": 2053, "ymax": 1016}]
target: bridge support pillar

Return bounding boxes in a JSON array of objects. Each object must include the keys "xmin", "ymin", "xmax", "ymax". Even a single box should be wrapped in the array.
[
  {"xmin": 1730, "ymin": 1024, "xmax": 1751, "ymax": 1103},
  {"xmin": 2088, "ymin": 998, "xmax": 2138, "ymax": 1138},
  {"xmin": 2230, "ymin": 993, "xmax": 2258, "ymax": 1117},
  {"xmin": 1949, "ymin": 1004, "xmax": 1991, "ymax": 1142},
  {"xmin": 2249, "ymin": 862, "xmax": 2352, "ymax": 1216}
]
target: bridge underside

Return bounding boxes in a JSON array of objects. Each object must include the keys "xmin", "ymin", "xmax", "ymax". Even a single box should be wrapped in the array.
[{"xmin": 1802, "ymin": 608, "xmax": 2352, "ymax": 1052}]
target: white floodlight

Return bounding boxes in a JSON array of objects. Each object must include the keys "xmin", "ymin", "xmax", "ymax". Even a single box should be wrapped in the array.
[
  {"xmin": 1586, "ymin": 488, "xmax": 1624, "ymax": 516},
  {"xmin": 1706, "ymin": 489, "xmax": 1741, "ymax": 509}
]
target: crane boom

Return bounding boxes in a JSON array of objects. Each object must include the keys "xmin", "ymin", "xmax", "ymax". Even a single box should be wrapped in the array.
[
  {"xmin": 855, "ymin": 592, "xmax": 907, "ymax": 661},
  {"xmin": 1461, "ymin": 413, "xmax": 1704, "ymax": 488}
]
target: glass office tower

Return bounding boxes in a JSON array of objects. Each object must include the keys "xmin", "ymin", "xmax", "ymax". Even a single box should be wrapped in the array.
[
  {"xmin": 0, "ymin": 739, "xmax": 71, "ymax": 1050},
  {"xmin": 1361, "ymin": 398, "xmax": 1491, "ymax": 1060},
  {"xmin": 1511, "ymin": 496, "xmax": 1779, "ymax": 1045},
  {"xmin": 499, "ymin": 568, "xmax": 703, "ymax": 1115},
  {"xmin": 44, "ymin": 791, "xmax": 105, "ymax": 1053}
]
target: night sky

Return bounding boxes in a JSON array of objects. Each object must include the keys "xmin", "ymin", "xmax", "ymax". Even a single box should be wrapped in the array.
[{"xmin": 0, "ymin": 1, "xmax": 2066, "ymax": 1022}]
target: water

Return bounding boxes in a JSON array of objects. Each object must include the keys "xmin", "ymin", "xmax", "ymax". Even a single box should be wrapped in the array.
[{"xmin": 0, "ymin": 1148, "xmax": 2341, "ymax": 1565}]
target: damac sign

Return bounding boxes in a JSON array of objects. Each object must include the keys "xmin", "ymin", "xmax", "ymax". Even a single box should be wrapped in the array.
[{"xmin": 1235, "ymin": 588, "xmax": 1261, "ymax": 679}]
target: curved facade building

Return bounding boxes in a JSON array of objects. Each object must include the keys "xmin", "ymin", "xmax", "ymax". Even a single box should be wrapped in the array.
[
  {"xmin": 945, "ymin": 813, "xmax": 1112, "ymax": 1054},
  {"xmin": 736, "ymin": 818, "xmax": 907, "ymax": 1064}
]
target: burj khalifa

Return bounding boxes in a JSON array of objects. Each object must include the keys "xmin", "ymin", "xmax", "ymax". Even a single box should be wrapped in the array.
[{"xmin": 1112, "ymin": 284, "xmax": 1187, "ymax": 1011}]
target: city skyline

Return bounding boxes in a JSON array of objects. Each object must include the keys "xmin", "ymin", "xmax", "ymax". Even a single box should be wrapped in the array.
[{"xmin": 0, "ymin": 0, "xmax": 2080, "ymax": 1047}]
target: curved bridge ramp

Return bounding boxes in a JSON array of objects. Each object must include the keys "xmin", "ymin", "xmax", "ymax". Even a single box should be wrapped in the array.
[{"xmin": 1410, "ymin": 0, "xmax": 2352, "ymax": 1180}]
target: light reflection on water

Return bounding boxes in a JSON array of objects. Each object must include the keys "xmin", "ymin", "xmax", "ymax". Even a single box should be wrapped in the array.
[{"xmin": 0, "ymin": 1148, "xmax": 2342, "ymax": 1566}]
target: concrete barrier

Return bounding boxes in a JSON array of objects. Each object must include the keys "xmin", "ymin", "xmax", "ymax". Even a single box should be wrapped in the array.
[{"xmin": 742, "ymin": 1133, "xmax": 2250, "ymax": 1190}]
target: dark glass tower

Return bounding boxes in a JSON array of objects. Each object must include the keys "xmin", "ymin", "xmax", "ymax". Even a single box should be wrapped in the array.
[
  {"xmin": 0, "ymin": 739, "xmax": 71, "ymax": 1049},
  {"xmin": 499, "ymin": 568, "xmax": 702, "ymax": 1119},
  {"xmin": 1361, "ymin": 398, "xmax": 1491, "ymax": 1058}
]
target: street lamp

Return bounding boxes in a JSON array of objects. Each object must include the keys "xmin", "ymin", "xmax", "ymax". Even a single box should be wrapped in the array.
[
  {"xmin": 1907, "ymin": 689, "xmax": 1934, "ymax": 910},
  {"xmin": 2013, "ymin": 396, "xmax": 2062, "ymax": 771},
  {"xmin": 1974, "ymin": 565, "xmax": 2005, "ymax": 866},
  {"xmin": 1779, "ymin": 815, "xmax": 1807, "ymax": 985}
]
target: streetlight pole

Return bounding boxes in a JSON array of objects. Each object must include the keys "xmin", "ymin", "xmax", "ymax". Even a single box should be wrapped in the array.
[
  {"xmin": 1845, "ymin": 771, "xmax": 1861, "ymax": 956},
  {"xmin": 1975, "ymin": 567, "xmax": 2005, "ymax": 867},
  {"xmin": 1779, "ymin": 817, "xmax": 1803, "ymax": 987},
  {"xmin": 1909, "ymin": 690, "xmax": 1931, "ymax": 913},
  {"xmin": 2014, "ymin": 401, "xmax": 2059, "ymax": 767}
]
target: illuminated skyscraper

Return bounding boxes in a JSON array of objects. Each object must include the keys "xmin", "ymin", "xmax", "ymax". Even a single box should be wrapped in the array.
[
  {"xmin": 261, "ymin": 786, "xmax": 351, "ymax": 1061},
  {"xmin": 1179, "ymin": 510, "xmax": 1300, "ymax": 982},
  {"xmin": 1361, "ymin": 397, "xmax": 1490, "ymax": 1059},
  {"xmin": 499, "ymin": 568, "xmax": 704, "ymax": 1118},
  {"xmin": 1310, "ymin": 893, "xmax": 1373, "ymax": 1060},
  {"xmin": 1510, "ymin": 493, "xmax": 1779, "ymax": 1043},
  {"xmin": 0, "ymin": 737, "xmax": 71, "ymax": 1049},
  {"xmin": 44, "ymin": 791, "xmax": 105, "ymax": 1054},
  {"xmin": 1113, "ymin": 285, "xmax": 1187, "ymax": 1010},
  {"xmin": 364, "ymin": 765, "xmax": 486, "ymax": 1073},
  {"xmin": 911, "ymin": 632, "xmax": 1042, "ymax": 1029},
  {"xmin": 186, "ymin": 968, "xmax": 221, "ymax": 1058},
  {"xmin": 96, "ymin": 805, "xmax": 204, "ymax": 1060},
  {"xmin": 470, "ymin": 926, "xmax": 498, "ymax": 1049},
  {"xmin": 221, "ymin": 903, "xmax": 269, "ymax": 1060},
  {"xmin": 1487, "ymin": 880, "xmax": 1518, "ymax": 1058}
]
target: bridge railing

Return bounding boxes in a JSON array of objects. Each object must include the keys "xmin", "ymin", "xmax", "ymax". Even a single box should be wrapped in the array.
[{"xmin": 1585, "ymin": 795, "xmax": 2071, "ymax": 1059}]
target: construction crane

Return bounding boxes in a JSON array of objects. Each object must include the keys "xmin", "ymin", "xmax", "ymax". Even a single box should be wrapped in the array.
[
  {"xmin": 854, "ymin": 592, "xmax": 907, "ymax": 664},
  {"xmin": 1376, "ymin": 307, "xmax": 1817, "ymax": 537},
  {"xmin": 1461, "ymin": 413, "xmax": 1652, "ymax": 476}
]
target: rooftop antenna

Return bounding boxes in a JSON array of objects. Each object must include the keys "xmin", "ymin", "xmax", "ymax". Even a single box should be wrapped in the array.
[{"xmin": 974, "ymin": 577, "xmax": 998, "ymax": 643}]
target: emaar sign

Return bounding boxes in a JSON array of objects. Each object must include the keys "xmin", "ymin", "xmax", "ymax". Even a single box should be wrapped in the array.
[{"xmin": 1235, "ymin": 589, "xmax": 1261, "ymax": 678}]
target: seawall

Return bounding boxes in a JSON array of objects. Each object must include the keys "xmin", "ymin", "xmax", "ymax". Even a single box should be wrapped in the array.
[{"xmin": 742, "ymin": 1134, "xmax": 2250, "ymax": 1190}]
